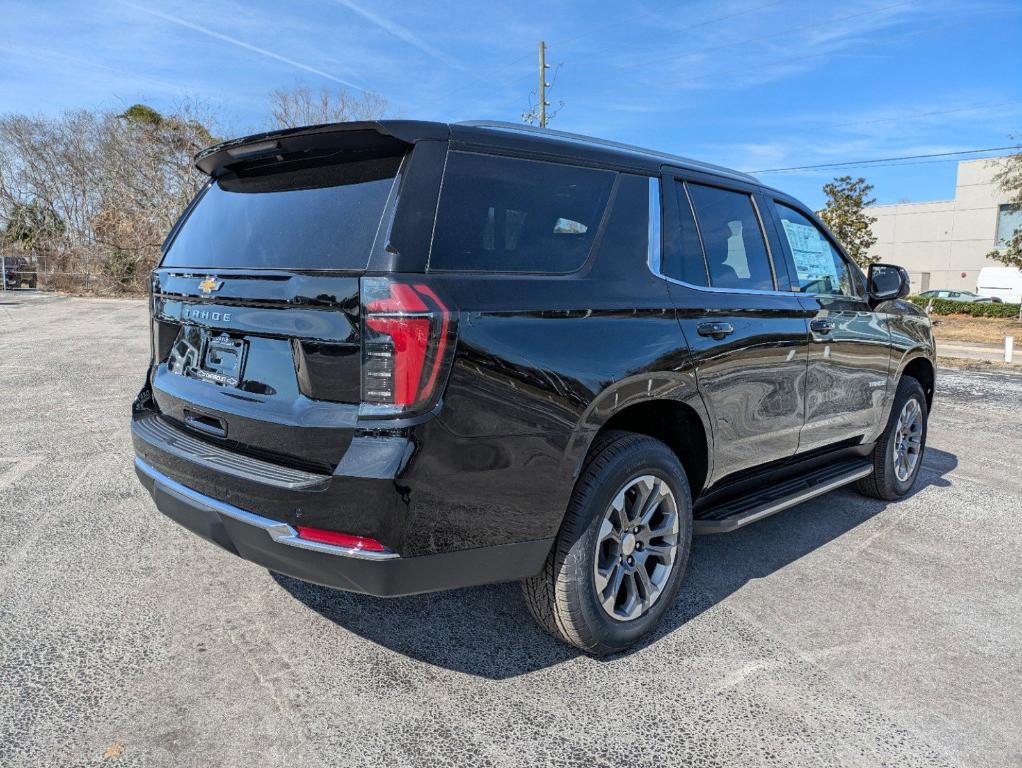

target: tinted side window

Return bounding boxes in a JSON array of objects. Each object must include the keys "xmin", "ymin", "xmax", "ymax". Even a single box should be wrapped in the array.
[
  {"xmin": 660, "ymin": 181, "xmax": 709, "ymax": 286},
  {"xmin": 686, "ymin": 183, "xmax": 774, "ymax": 290},
  {"xmin": 775, "ymin": 203, "xmax": 856, "ymax": 297},
  {"xmin": 429, "ymin": 152, "xmax": 615, "ymax": 273}
]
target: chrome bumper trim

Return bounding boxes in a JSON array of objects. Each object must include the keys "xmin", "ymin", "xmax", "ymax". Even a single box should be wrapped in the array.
[{"xmin": 134, "ymin": 457, "xmax": 399, "ymax": 561}]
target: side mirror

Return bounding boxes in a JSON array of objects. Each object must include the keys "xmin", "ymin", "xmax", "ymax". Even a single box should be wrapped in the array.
[{"xmin": 868, "ymin": 263, "xmax": 910, "ymax": 302}]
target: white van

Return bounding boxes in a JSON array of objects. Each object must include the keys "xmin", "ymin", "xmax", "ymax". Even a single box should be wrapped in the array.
[{"xmin": 977, "ymin": 267, "xmax": 1022, "ymax": 304}]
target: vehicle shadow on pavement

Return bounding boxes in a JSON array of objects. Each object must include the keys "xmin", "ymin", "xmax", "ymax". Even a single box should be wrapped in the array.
[{"xmin": 273, "ymin": 447, "xmax": 957, "ymax": 680}]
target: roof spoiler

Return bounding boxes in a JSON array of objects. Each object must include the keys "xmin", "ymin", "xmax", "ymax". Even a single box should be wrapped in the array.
[{"xmin": 194, "ymin": 120, "xmax": 449, "ymax": 177}]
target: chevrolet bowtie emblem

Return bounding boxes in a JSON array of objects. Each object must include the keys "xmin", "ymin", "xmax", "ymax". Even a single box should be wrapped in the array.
[{"xmin": 198, "ymin": 276, "xmax": 223, "ymax": 295}]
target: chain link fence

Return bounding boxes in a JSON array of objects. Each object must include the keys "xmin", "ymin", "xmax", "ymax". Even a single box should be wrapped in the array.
[{"xmin": 1, "ymin": 253, "xmax": 145, "ymax": 295}]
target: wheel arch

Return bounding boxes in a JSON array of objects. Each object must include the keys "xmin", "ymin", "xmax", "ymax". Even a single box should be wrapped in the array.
[
  {"xmin": 599, "ymin": 399, "xmax": 710, "ymax": 499},
  {"xmin": 899, "ymin": 354, "xmax": 935, "ymax": 410},
  {"xmin": 565, "ymin": 371, "xmax": 712, "ymax": 501}
]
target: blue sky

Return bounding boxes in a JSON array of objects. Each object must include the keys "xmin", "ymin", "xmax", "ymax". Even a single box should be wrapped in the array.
[{"xmin": 2, "ymin": 0, "xmax": 1020, "ymax": 208}]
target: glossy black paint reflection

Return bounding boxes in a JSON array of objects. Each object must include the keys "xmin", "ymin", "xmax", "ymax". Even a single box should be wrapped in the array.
[
  {"xmin": 797, "ymin": 295, "xmax": 893, "ymax": 451},
  {"xmin": 134, "ymin": 124, "xmax": 936, "ymax": 571},
  {"xmin": 670, "ymin": 288, "xmax": 810, "ymax": 484}
]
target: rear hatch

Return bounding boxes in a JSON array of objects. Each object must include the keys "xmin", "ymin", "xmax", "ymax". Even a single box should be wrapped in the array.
[{"xmin": 146, "ymin": 127, "xmax": 453, "ymax": 473}]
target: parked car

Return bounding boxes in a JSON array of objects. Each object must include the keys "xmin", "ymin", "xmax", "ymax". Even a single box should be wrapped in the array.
[
  {"xmin": 917, "ymin": 289, "xmax": 1002, "ymax": 303},
  {"xmin": 976, "ymin": 266, "xmax": 1022, "ymax": 305},
  {"xmin": 132, "ymin": 121, "xmax": 935, "ymax": 654},
  {"xmin": 1, "ymin": 255, "xmax": 36, "ymax": 289}
]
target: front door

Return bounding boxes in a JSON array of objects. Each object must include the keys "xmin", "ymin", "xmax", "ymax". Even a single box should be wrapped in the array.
[
  {"xmin": 655, "ymin": 173, "xmax": 811, "ymax": 484},
  {"xmin": 765, "ymin": 200, "xmax": 892, "ymax": 453}
]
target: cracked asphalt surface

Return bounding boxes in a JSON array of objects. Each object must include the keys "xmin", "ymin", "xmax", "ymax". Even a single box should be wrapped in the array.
[{"xmin": 1, "ymin": 294, "xmax": 1020, "ymax": 767}]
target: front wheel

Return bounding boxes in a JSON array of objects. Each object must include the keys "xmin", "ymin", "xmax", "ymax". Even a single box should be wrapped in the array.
[
  {"xmin": 522, "ymin": 431, "xmax": 693, "ymax": 655},
  {"xmin": 857, "ymin": 376, "xmax": 928, "ymax": 500}
]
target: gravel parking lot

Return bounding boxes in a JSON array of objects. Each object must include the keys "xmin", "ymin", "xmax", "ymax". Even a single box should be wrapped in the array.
[{"xmin": 2, "ymin": 295, "xmax": 1020, "ymax": 768}]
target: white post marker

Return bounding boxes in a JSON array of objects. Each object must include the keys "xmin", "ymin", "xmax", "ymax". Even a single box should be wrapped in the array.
[{"xmin": 1006, "ymin": 336, "xmax": 1015, "ymax": 364}]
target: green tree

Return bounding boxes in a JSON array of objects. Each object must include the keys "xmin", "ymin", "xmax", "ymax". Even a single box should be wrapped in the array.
[
  {"xmin": 819, "ymin": 176, "xmax": 879, "ymax": 269},
  {"xmin": 986, "ymin": 144, "xmax": 1022, "ymax": 270},
  {"xmin": 120, "ymin": 103, "xmax": 164, "ymax": 127}
]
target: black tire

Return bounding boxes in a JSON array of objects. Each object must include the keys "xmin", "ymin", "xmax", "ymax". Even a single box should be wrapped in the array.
[
  {"xmin": 856, "ymin": 376, "xmax": 928, "ymax": 501},
  {"xmin": 522, "ymin": 430, "xmax": 693, "ymax": 655}
]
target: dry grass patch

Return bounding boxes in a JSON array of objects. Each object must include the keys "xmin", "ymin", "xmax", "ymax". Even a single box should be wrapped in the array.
[{"xmin": 931, "ymin": 314, "xmax": 1022, "ymax": 345}]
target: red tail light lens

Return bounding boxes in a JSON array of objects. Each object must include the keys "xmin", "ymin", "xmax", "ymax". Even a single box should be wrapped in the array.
[
  {"xmin": 361, "ymin": 278, "xmax": 454, "ymax": 416},
  {"xmin": 295, "ymin": 526, "xmax": 386, "ymax": 552}
]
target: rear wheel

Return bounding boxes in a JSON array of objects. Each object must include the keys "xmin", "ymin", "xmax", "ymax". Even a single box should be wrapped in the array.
[
  {"xmin": 857, "ymin": 376, "xmax": 928, "ymax": 500},
  {"xmin": 522, "ymin": 431, "xmax": 693, "ymax": 655}
]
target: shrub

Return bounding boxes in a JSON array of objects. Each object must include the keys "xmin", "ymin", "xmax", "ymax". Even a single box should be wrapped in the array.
[{"xmin": 908, "ymin": 295, "xmax": 1022, "ymax": 318}]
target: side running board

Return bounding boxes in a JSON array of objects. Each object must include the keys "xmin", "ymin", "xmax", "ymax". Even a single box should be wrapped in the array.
[{"xmin": 694, "ymin": 458, "xmax": 872, "ymax": 535}]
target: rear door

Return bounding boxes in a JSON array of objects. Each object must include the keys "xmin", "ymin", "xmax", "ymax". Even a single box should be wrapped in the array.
[
  {"xmin": 148, "ymin": 132, "xmax": 425, "ymax": 471},
  {"xmin": 765, "ymin": 199, "xmax": 891, "ymax": 453},
  {"xmin": 656, "ymin": 171, "xmax": 811, "ymax": 484}
]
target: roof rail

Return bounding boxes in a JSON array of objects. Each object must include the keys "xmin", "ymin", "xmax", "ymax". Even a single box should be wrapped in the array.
[{"xmin": 455, "ymin": 120, "xmax": 756, "ymax": 182}]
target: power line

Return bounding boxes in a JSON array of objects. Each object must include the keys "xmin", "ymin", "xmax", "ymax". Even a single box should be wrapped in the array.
[
  {"xmin": 548, "ymin": 3, "xmax": 674, "ymax": 51},
  {"xmin": 748, "ymin": 145, "xmax": 1021, "ymax": 174},
  {"xmin": 760, "ymin": 157, "xmax": 1007, "ymax": 175},
  {"xmin": 830, "ymin": 99, "xmax": 1022, "ymax": 129}
]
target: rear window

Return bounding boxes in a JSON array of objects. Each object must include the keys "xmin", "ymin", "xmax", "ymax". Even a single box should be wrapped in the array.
[
  {"xmin": 429, "ymin": 152, "xmax": 614, "ymax": 273},
  {"xmin": 162, "ymin": 150, "xmax": 403, "ymax": 270}
]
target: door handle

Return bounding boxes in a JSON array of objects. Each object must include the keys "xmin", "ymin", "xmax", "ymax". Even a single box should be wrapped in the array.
[
  {"xmin": 697, "ymin": 321, "xmax": 735, "ymax": 340},
  {"xmin": 810, "ymin": 319, "xmax": 835, "ymax": 335},
  {"xmin": 184, "ymin": 409, "xmax": 227, "ymax": 438}
]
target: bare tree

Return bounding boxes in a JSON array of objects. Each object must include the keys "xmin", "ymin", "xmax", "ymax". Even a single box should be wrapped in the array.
[
  {"xmin": 0, "ymin": 83, "xmax": 394, "ymax": 295},
  {"xmin": 268, "ymin": 84, "xmax": 388, "ymax": 129},
  {"xmin": 0, "ymin": 99, "xmax": 217, "ymax": 292}
]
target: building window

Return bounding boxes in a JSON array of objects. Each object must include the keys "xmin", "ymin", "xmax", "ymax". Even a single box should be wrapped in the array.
[{"xmin": 996, "ymin": 204, "xmax": 1022, "ymax": 245}]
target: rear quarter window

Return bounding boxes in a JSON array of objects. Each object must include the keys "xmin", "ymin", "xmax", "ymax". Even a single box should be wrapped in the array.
[{"xmin": 428, "ymin": 152, "xmax": 615, "ymax": 273}]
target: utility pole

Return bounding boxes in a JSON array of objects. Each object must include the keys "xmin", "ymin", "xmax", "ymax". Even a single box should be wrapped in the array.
[{"xmin": 538, "ymin": 40, "xmax": 549, "ymax": 128}]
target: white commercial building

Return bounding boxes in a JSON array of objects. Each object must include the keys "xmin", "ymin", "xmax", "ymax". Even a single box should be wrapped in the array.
[{"xmin": 866, "ymin": 156, "xmax": 1021, "ymax": 293}]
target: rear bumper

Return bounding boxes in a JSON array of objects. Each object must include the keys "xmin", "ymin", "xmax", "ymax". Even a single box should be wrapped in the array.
[{"xmin": 135, "ymin": 458, "xmax": 552, "ymax": 597}]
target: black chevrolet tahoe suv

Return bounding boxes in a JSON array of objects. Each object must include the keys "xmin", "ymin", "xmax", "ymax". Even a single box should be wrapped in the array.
[{"xmin": 133, "ymin": 120, "xmax": 935, "ymax": 654}]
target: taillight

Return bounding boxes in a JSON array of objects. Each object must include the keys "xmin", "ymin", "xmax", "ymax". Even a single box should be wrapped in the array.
[{"xmin": 360, "ymin": 277, "xmax": 455, "ymax": 417}]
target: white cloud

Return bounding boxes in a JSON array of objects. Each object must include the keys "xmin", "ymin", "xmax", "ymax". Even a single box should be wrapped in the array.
[
  {"xmin": 330, "ymin": 0, "xmax": 463, "ymax": 71},
  {"xmin": 115, "ymin": 1, "xmax": 368, "ymax": 92}
]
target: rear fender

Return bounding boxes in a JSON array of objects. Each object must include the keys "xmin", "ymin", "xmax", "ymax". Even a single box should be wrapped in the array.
[{"xmin": 565, "ymin": 370, "xmax": 713, "ymax": 483}]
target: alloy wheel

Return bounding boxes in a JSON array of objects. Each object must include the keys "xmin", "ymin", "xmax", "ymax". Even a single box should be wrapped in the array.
[
  {"xmin": 892, "ymin": 398, "xmax": 924, "ymax": 482},
  {"xmin": 593, "ymin": 474, "xmax": 680, "ymax": 622}
]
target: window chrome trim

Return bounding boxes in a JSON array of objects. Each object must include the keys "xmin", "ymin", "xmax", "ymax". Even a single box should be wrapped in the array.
[
  {"xmin": 648, "ymin": 176, "xmax": 662, "ymax": 274},
  {"xmin": 649, "ymin": 269, "xmax": 798, "ymax": 297},
  {"xmin": 135, "ymin": 457, "xmax": 399, "ymax": 561}
]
